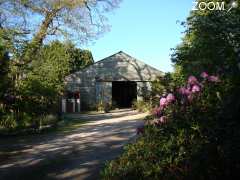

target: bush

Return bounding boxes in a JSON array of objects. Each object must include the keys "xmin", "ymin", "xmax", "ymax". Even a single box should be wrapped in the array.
[
  {"xmin": 41, "ymin": 114, "xmax": 58, "ymax": 126},
  {"xmin": 101, "ymin": 73, "xmax": 240, "ymax": 179},
  {"xmin": 0, "ymin": 112, "xmax": 17, "ymax": 130},
  {"xmin": 96, "ymin": 101, "xmax": 112, "ymax": 112},
  {"xmin": 132, "ymin": 100, "xmax": 151, "ymax": 112},
  {"xmin": 0, "ymin": 112, "xmax": 59, "ymax": 134}
]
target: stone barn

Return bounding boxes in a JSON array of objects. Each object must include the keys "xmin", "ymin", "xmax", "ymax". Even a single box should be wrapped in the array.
[{"xmin": 62, "ymin": 51, "xmax": 163, "ymax": 112}]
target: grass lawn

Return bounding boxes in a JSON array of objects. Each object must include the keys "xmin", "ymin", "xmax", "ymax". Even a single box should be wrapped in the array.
[
  {"xmin": 0, "ymin": 115, "xmax": 90, "ymax": 136},
  {"xmin": 55, "ymin": 117, "xmax": 89, "ymax": 134}
]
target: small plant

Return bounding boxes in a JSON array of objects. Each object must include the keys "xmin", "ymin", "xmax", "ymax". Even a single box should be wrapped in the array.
[
  {"xmin": 96, "ymin": 101, "xmax": 105, "ymax": 112},
  {"xmin": 0, "ymin": 112, "xmax": 17, "ymax": 130},
  {"xmin": 132, "ymin": 100, "xmax": 151, "ymax": 112}
]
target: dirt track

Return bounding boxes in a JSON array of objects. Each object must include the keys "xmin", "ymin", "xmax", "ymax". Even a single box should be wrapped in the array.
[{"xmin": 0, "ymin": 109, "xmax": 147, "ymax": 180}]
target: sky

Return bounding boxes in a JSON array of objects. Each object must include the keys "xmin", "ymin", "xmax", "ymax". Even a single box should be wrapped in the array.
[{"xmin": 83, "ymin": 0, "xmax": 193, "ymax": 73}]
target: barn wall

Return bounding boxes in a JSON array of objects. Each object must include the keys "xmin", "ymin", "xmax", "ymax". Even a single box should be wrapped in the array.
[
  {"xmin": 65, "ymin": 52, "xmax": 163, "ymax": 111},
  {"xmin": 137, "ymin": 82, "xmax": 152, "ymax": 101},
  {"xmin": 66, "ymin": 73, "xmax": 96, "ymax": 110},
  {"xmin": 79, "ymin": 86, "xmax": 96, "ymax": 110},
  {"xmin": 66, "ymin": 81, "xmax": 152, "ymax": 110},
  {"xmin": 96, "ymin": 82, "xmax": 112, "ymax": 106}
]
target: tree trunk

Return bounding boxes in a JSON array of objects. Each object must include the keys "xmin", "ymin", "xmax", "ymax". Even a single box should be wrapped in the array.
[
  {"xmin": 23, "ymin": 10, "xmax": 59, "ymax": 64},
  {"xmin": 32, "ymin": 11, "xmax": 58, "ymax": 46}
]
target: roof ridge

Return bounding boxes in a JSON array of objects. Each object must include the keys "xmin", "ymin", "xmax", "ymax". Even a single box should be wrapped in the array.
[
  {"xmin": 69, "ymin": 51, "xmax": 164, "ymax": 75},
  {"xmin": 92, "ymin": 51, "xmax": 124, "ymax": 65}
]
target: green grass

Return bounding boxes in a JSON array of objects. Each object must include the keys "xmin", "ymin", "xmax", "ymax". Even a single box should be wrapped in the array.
[
  {"xmin": 55, "ymin": 118, "xmax": 89, "ymax": 134},
  {"xmin": 0, "ymin": 116, "xmax": 90, "ymax": 136},
  {"xmin": 80, "ymin": 111, "xmax": 105, "ymax": 115}
]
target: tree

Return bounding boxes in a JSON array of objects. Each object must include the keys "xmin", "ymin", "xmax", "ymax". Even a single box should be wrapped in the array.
[
  {"xmin": 0, "ymin": 39, "xmax": 15, "ymax": 128},
  {"xmin": 0, "ymin": 39, "xmax": 11, "ymax": 108},
  {"xmin": 0, "ymin": 0, "xmax": 120, "ymax": 130},
  {"xmin": 171, "ymin": 0, "xmax": 240, "ymax": 79},
  {"xmin": 68, "ymin": 45, "xmax": 94, "ymax": 73},
  {"xmin": 13, "ymin": 41, "xmax": 94, "ymax": 128},
  {"xmin": 171, "ymin": 0, "xmax": 240, "ymax": 133},
  {"xmin": 19, "ymin": 41, "xmax": 71, "ymax": 117},
  {"xmin": 0, "ymin": 0, "xmax": 121, "ymax": 64},
  {"xmin": 0, "ymin": 0, "xmax": 118, "ymax": 116}
]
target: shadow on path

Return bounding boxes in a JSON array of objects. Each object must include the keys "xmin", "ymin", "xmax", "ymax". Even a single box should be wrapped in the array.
[{"xmin": 0, "ymin": 109, "xmax": 147, "ymax": 180}]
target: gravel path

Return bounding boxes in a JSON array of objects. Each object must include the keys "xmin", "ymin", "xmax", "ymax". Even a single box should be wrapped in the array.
[{"xmin": 0, "ymin": 109, "xmax": 147, "ymax": 180}]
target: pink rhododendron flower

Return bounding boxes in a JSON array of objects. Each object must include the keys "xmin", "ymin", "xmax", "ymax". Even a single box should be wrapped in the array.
[
  {"xmin": 208, "ymin": 75, "xmax": 220, "ymax": 83},
  {"xmin": 192, "ymin": 85, "xmax": 201, "ymax": 93},
  {"xmin": 160, "ymin": 97, "xmax": 168, "ymax": 107},
  {"xmin": 188, "ymin": 75, "xmax": 199, "ymax": 85},
  {"xmin": 166, "ymin": 93, "xmax": 175, "ymax": 103},
  {"xmin": 178, "ymin": 87, "xmax": 191, "ymax": 95},
  {"xmin": 200, "ymin": 72, "xmax": 209, "ymax": 78}
]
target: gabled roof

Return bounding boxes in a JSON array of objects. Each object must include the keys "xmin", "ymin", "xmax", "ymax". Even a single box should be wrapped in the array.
[
  {"xmin": 90, "ymin": 51, "xmax": 163, "ymax": 73},
  {"xmin": 66, "ymin": 51, "xmax": 164, "ymax": 82}
]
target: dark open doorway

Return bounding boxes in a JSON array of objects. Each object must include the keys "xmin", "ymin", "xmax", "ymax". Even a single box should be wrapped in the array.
[{"xmin": 112, "ymin": 81, "xmax": 137, "ymax": 108}]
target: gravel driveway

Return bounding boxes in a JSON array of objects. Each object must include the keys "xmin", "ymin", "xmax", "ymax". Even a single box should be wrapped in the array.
[{"xmin": 0, "ymin": 109, "xmax": 147, "ymax": 180}]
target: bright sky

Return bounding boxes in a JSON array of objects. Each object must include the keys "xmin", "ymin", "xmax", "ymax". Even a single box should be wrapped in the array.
[{"xmin": 84, "ymin": 0, "xmax": 193, "ymax": 73}]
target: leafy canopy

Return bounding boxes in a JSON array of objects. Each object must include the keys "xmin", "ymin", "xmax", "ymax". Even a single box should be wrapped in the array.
[
  {"xmin": 172, "ymin": 0, "xmax": 240, "ymax": 78},
  {"xmin": 0, "ymin": 0, "xmax": 121, "ymax": 43}
]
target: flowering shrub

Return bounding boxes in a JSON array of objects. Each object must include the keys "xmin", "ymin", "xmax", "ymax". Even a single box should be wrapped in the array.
[
  {"xmin": 102, "ymin": 71, "xmax": 240, "ymax": 180},
  {"xmin": 149, "ymin": 72, "xmax": 220, "ymax": 129}
]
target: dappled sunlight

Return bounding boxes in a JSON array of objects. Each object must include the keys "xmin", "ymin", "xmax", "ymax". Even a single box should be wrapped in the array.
[{"xmin": 0, "ymin": 109, "xmax": 146, "ymax": 179}]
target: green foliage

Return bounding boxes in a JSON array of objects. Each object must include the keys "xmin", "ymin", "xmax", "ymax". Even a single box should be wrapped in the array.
[
  {"xmin": 0, "ymin": 112, "xmax": 17, "ymax": 130},
  {"xmin": 18, "ymin": 41, "xmax": 71, "ymax": 117},
  {"xmin": 172, "ymin": 0, "xmax": 240, "ymax": 79},
  {"xmin": 40, "ymin": 115, "xmax": 58, "ymax": 127},
  {"xmin": 132, "ymin": 100, "xmax": 151, "ymax": 112},
  {"xmin": 0, "ymin": 40, "xmax": 9, "ymax": 99},
  {"xmin": 96, "ymin": 101, "xmax": 105, "ymax": 112},
  {"xmin": 66, "ymin": 43, "xmax": 94, "ymax": 73},
  {"xmin": 102, "ymin": 2, "xmax": 240, "ymax": 177},
  {"xmin": 96, "ymin": 101, "xmax": 112, "ymax": 113},
  {"xmin": 0, "ymin": 0, "xmax": 114, "ymax": 134},
  {"xmin": 0, "ymin": 39, "xmax": 14, "ymax": 129},
  {"xmin": 151, "ymin": 70, "xmax": 185, "ymax": 106},
  {"xmin": 1, "ymin": 40, "xmax": 94, "ymax": 132},
  {"xmin": 102, "ymin": 76, "xmax": 240, "ymax": 179}
]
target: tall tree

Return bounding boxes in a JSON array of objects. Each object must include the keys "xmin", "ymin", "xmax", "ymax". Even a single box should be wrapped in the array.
[
  {"xmin": 0, "ymin": 38, "xmax": 10, "ymax": 105},
  {"xmin": 0, "ymin": 0, "xmax": 121, "ymax": 64},
  {"xmin": 171, "ymin": 0, "xmax": 240, "ymax": 79},
  {"xmin": 19, "ymin": 41, "xmax": 72, "ymax": 117},
  {"xmin": 0, "ymin": 1, "xmax": 121, "ymax": 129},
  {"xmin": 66, "ymin": 43, "xmax": 94, "ymax": 73},
  {"xmin": 15, "ymin": 41, "xmax": 94, "ymax": 127}
]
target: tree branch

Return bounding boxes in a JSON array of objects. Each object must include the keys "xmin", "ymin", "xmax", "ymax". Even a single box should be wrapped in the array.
[
  {"xmin": 84, "ymin": 1, "xmax": 94, "ymax": 24},
  {"xmin": 20, "ymin": 0, "xmax": 47, "ymax": 14}
]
